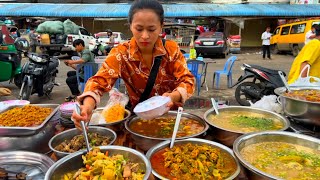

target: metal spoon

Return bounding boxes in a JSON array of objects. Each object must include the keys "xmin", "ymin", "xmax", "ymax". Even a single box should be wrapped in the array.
[
  {"xmin": 278, "ymin": 71, "xmax": 291, "ymax": 92},
  {"xmin": 74, "ymin": 103, "xmax": 91, "ymax": 153},
  {"xmin": 170, "ymin": 107, "xmax": 183, "ymax": 149},
  {"xmin": 211, "ymin": 98, "xmax": 219, "ymax": 115}
]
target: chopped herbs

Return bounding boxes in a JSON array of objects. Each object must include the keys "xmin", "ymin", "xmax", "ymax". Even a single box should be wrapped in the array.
[{"xmin": 231, "ymin": 115, "xmax": 275, "ymax": 130}]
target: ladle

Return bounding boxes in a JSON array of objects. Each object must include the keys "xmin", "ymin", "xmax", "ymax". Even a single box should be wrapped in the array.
[
  {"xmin": 74, "ymin": 103, "xmax": 91, "ymax": 153},
  {"xmin": 278, "ymin": 71, "xmax": 291, "ymax": 92},
  {"xmin": 169, "ymin": 107, "xmax": 183, "ymax": 149},
  {"xmin": 211, "ymin": 98, "xmax": 219, "ymax": 115}
]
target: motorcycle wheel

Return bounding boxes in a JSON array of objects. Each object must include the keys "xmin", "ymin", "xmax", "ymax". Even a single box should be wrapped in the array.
[
  {"xmin": 21, "ymin": 82, "xmax": 32, "ymax": 100},
  {"xmin": 235, "ymin": 82, "xmax": 261, "ymax": 106},
  {"xmin": 13, "ymin": 74, "xmax": 23, "ymax": 88}
]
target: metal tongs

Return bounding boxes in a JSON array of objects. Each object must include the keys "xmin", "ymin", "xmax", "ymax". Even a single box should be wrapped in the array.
[{"xmin": 74, "ymin": 103, "xmax": 91, "ymax": 152}]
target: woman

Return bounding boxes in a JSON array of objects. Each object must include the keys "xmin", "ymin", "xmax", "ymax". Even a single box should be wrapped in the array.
[{"xmin": 72, "ymin": 0, "xmax": 195, "ymax": 129}]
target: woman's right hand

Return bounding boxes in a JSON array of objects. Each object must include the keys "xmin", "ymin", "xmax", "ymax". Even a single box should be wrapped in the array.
[{"xmin": 72, "ymin": 104, "xmax": 94, "ymax": 130}]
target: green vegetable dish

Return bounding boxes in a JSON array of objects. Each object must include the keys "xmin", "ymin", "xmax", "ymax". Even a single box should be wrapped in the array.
[
  {"xmin": 240, "ymin": 142, "xmax": 320, "ymax": 180},
  {"xmin": 208, "ymin": 111, "xmax": 284, "ymax": 133}
]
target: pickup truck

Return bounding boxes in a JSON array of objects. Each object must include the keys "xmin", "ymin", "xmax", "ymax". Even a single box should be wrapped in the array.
[{"xmin": 39, "ymin": 27, "xmax": 95, "ymax": 56}]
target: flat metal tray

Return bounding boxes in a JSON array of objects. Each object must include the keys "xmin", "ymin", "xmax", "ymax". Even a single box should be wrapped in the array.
[{"xmin": 0, "ymin": 104, "xmax": 60, "ymax": 136}]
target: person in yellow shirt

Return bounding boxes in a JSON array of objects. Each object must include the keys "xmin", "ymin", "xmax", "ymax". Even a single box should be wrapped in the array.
[{"xmin": 288, "ymin": 25, "xmax": 320, "ymax": 84}]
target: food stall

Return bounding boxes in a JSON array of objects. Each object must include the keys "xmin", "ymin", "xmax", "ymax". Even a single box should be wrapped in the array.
[{"xmin": 0, "ymin": 86, "xmax": 320, "ymax": 180}]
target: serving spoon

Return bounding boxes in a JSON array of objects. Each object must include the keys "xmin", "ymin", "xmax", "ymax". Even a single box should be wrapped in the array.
[
  {"xmin": 170, "ymin": 107, "xmax": 183, "ymax": 149},
  {"xmin": 74, "ymin": 103, "xmax": 91, "ymax": 153},
  {"xmin": 211, "ymin": 98, "xmax": 219, "ymax": 115},
  {"xmin": 278, "ymin": 71, "xmax": 292, "ymax": 92}
]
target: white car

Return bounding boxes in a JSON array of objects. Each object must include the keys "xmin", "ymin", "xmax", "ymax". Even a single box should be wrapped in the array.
[{"xmin": 89, "ymin": 32, "xmax": 127, "ymax": 51}]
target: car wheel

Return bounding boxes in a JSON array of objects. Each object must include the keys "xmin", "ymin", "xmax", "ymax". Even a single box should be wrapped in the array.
[
  {"xmin": 272, "ymin": 44, "xmax": 279, "ymax": 54},
  {"xmin": 292, "ymin": 45, "xmax": 300, "ymax": 57}
]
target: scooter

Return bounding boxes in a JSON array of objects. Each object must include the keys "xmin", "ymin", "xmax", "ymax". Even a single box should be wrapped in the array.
[
  {"xmin": 19, "ymin": 51, "xmax": 60, "ymax": 100},
  {"xmin": 232, "ymin": 63, "xmax": 285, "ymax": 106},
  {"xmin": 0, "ymin": 28, "xmax": 25, "ymax": 88}
]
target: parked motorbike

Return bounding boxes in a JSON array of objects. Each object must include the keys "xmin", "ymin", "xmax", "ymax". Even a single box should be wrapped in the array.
[
  {"xmin": 232, "ymin": 63, "xmax": 285, "ymax": 106},
  {"xmin": 19, "ymin": 51, "xmax": 60, "ymax": 100},
  {"xmin": 91, "ymin": 39, "xmax": 106, "ymax": 56},
  {"xmin": 0, "ymin": 29, "xmax": 26, "ymax": 87}
]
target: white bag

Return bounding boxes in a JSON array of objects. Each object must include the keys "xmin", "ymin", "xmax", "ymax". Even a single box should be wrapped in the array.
[
  {"xmin": 250, "ymin": 95, "xmax": 282, "ymax": 113},
  {"xmin": 290, "ymin": 65, "xmax": 320, "ymax": 87}
]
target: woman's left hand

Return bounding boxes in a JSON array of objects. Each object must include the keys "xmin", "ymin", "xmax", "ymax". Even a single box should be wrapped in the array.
[
  {"xmin": 162, "ymin": 91, "xmax": 182, "ymax": 108},
  {"xmin": 162, "ymin": 92, "xmax": 174, "ymax": 108}
]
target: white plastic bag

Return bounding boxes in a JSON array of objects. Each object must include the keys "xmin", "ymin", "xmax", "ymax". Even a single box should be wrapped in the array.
[
  {"xmin": 290, "ymin": 65, "xmax": 320, "ymax": 87},
  {"xmin": 250, "ymin": 95, "xmax": 282, "ymax": 113}
]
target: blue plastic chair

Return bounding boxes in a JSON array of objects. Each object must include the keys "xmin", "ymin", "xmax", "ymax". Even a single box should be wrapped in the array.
[
  {"xmin": 76, "ymin": 62, "xmax": 99, "ymax": 92},
  {"xmin": 213, "ymin": 56, "xmax": 237, "ymax": 89},
  {"xmin": 187, "ymin": 59, "xmax": 205, "ymax": 96}
]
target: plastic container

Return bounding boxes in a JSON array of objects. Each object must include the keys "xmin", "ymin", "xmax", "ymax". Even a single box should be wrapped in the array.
[{"xmin": 133, "ymin": 96, "xmax": 171, "ymax": 120}]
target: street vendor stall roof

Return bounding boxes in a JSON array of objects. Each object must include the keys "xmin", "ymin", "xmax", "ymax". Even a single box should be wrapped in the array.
[{"xmin": 1, "ymin": 3, "xmax": 320, "ymax": 18}]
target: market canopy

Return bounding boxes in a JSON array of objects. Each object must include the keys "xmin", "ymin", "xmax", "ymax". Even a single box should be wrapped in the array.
[{"xmin": 1, "ymin": 3, "xmax": 320, "ymax": 18}]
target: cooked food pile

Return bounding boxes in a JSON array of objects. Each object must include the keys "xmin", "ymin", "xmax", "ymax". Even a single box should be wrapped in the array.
[
  {"xmin": 151, "ymin": 143, "xmax": 237, "ymax": 180},
  {"xmin": 102, "ymin": 103, "xmax": 125, "ymax": 123},
  {"xmin": 208, "ymin": 111, "xmax": 283, "ymax": 133},
  {"xmin": 0, "ymin": 105, "xmax": 52, "ymax": 127},
  {"xmin": 130, "ymin": 117, "xmax": 204, "ymax": 138},
  {"xmin": 54, "ymin": 133, "xmax": 112, "ymax": 153},
  {"xmin": 241, "ymin": 142, "xmax": 320, "ymax": 180},
  {"xmin": 284, "ymin": 89, "xmax": 320, "ymax": 102},
  {"xmin": 62, "ymin": 148, "xmax": 145, "ymax": 180}
]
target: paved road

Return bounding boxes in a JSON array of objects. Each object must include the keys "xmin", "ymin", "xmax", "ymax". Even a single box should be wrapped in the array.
[{"xmin": 0, "ymin": 52, "xmax": 295, "ymax": 116}]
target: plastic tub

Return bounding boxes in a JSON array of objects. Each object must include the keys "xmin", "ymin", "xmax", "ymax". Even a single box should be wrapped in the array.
[{"xmin": 133, "ymin": 96, "xmax": 171, "ymax": 120}]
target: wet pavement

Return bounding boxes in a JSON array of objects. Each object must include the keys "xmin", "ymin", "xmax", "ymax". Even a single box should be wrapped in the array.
[{"xmin": 0, "ymin": 51, "xmax": 295, "ymax": 117}]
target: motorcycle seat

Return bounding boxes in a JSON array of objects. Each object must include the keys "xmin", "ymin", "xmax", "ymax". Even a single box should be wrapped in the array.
[{"xmin": 251, "ymin": 64, "xmax": 286, "ymax": 76}]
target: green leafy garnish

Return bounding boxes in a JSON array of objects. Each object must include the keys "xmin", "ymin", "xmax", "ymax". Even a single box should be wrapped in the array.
[{"xmin": 231, "ymin": 115, "xmax": 275, "ymax": 130}]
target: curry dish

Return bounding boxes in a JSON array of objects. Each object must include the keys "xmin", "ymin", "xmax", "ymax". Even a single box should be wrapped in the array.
[
  {"xmin": 208, "ymin": 111, "xmax": 283, "ymax": 133},
  {"xmin": 130, "ymin": 116, "xmax": 204, "ymax": 138},
  {"xmin": 284, "ymin": 89, "xmax": 320, "ymax": 103},
  {"xmin": 62, "ymin": 148, "xmax": 145, "ymax": 180},
  {"xmin": 0, "ymin": 105, "xmax": 52, "ymax": 127},
  {"xmin": 240, "ymin": 142, "xmax": 320, "ymax": 180},
  {"xmin": 151, "ymin": 143, "xmax": 237, "ymax": 180}
]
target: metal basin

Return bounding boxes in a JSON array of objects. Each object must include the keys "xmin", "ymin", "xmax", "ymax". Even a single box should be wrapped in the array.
[
  {"xmin": 125, "ymin": 111, "xmax": 209, "ymax": 151},
  {"xmin": 45, "ymin": 146, "xmax": 152, "ymax": 180},
  {"xmin": 89, "ymin": 108, "xmax": 131, "ymax": 132},
  {"xmin": 204, "ymin": 106, "xmax": 290, "ymax": 147},
  {"xmin": 49, "ymin": 126, "xmax": 117, "ymax": 159},
  {"xmin": 0, "ymin": 151, "xmax": 55, "ymax": 180},
  {"xmin": 233, "ymin": 131, "xmax": 320, "ymax": 180},
  {"xmin": 146, "ymin": 138, "xmax": 240, "ymax": 180},
  {"xmin": 275, "ymin": 86, "xmax": 320, "ymax": 126}
]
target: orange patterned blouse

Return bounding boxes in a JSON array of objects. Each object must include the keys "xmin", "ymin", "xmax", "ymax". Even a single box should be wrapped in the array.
[{"xmin": 78, "ymin": 37, "xmax": 195, "ymax": 108}]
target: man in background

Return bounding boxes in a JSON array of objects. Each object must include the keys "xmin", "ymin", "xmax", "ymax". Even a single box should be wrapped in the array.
[
  {"xmin": 261, "ymin": 27, "xmax": 272, "ymax": 60},
  {"xmin": 305, "ymin": 24, "xmax": 317, "ymax": 45}
]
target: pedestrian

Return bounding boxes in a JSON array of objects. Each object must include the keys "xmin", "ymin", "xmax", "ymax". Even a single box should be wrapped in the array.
[
  {"xmin": 305, "ymin": 24, "xmax": 317, "ymax": 45},
  {"xmin": 261, "ymin": 27, "xmax": 272, "ymax": 60},
  {"xmin": 104, "ymin": 29, "xmax": 115, "ymax": 55},
  {"xmin": 28, "ymin": 29, "xmax": 38, "ymax": 53},
  {"xmin": 64, "ymin": 39, "xmax": 94, "ymax": 102},
  {"xmin": 72, "ymin": 0, "xmax": 195, "ymax": 130},
  {"xmin": 288, "ymin": 24, "xmax": 320, "ymax": 84}
]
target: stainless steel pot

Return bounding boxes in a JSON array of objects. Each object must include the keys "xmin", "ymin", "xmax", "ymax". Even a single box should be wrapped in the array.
[
  {"xmin": 233, "ymin": 131, "xmax": 320, "ymax": 180},
  {"xmin": 45, "ymin": 146, "xmax": 152, "ymax": 180},
  {"xmin": 89, "ymin": 108, "xmax": 131, "ymax": 132},
  {"xmin": 49, "ymin": 126, "xmax": 117, "ymax": 159},
  {"xmin": 275, "ymin": 86, "xmax": 320, "ymax": 126},
  {"xmin": 146, "ymin": 138, "xmax": 240, "ymax": 180},
  {"xmin": 0, "ymin": 151, "xmax": 55, "ymax": 180},
  {"xmin": 204, "ymin": 106, "xmax": 290, "ymax": 147},
  {"xmin": 125, "ymin": 111, "xmax": 209, "ymax": 151}
]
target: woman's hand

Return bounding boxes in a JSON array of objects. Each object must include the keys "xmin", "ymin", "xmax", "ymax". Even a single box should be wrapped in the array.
[
  {"xmin": 72, "ymin": 104, "xmax": 94, "ymax": 130},
  {"xmin": 162, "ymin": 91, "xmax": 182, "ymax": 108}
]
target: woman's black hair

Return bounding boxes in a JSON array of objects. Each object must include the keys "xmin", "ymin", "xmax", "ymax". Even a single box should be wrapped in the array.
[
  {"xmin": 73, "ymin": 39, "xmax": 85, "ymax": 47},
  {"xmin": 128, "ymin": 0, "xmax": 164, "ymax": 25}
]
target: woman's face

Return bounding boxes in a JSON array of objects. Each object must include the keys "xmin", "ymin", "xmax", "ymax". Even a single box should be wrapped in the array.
[{"xmin": 130, "ymin": 9, "xmax": 162, "ymax": 51}]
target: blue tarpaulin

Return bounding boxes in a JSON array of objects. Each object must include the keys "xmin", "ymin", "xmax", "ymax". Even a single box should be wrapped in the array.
[{"xmin": 0, "ymin": 3, "xmax": 320, "ymax": 18}]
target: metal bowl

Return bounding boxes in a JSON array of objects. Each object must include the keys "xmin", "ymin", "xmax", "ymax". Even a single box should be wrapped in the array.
[
  {"xmin": 0, "ymin": 151, "xmax": 55, "ymax": 180},
  {"xmin": 204, "ymin": 106, "xmax": 290, "ymax": 147},
  {"xmin": 49, "ymin": 126, "xmax": 117, "ymax": 159},
  {"xmin": 125, "ymin": 111, "xmax": 209, "ymax": 151},
  {"xmin": 45, "ymin": 146, "xmax": 152, "ymax": 180},
  {"xmin": 233, "ymin": 131, "xmax": 320, "ymax": 180},
  {"xmin": 275, "ymin": 86, "xmax": 320, "ymax": 126},
  {"xmin": 146, "ymin": 138, "xmax": 240, "ymax": 180},
  {"xmin": 89, "ymin": 108, "xmax": 131, "ymax": 132}
]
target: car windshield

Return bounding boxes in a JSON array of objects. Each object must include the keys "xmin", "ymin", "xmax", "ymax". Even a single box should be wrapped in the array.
[
  {"xmin": 96, "ymin": 33, "xmax": 118, "ymax": 38},
  {"xmin": 199, "ymin": 32, "xmax": 223, "ymax": 38}
]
